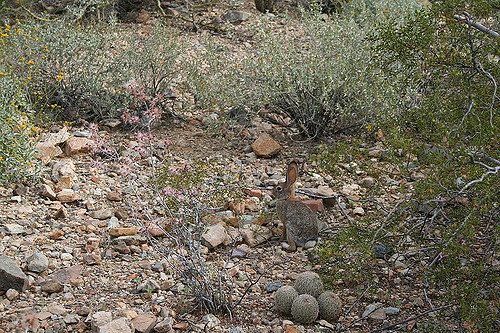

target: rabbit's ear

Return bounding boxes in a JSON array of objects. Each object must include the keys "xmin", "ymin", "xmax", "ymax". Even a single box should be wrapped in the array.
[{"xmin": 286, "ymin": 161, "xmax": 299, "ymax": 186}]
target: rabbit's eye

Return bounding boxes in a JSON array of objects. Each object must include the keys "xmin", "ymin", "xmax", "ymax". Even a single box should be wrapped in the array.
[{"xmin": 276, "ymin": 186, "xmax": 282, "ymax": 191}]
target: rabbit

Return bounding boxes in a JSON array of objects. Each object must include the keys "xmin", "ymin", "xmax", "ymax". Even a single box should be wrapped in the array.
[{"xmin": 274, "ymin": 160, "xmax": 319, "ymax": 251}]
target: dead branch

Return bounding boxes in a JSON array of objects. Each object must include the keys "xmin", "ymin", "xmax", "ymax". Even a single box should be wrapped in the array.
[{"xmin": 454, "ymin": 13, "xmax": 499, "ymax": 38}]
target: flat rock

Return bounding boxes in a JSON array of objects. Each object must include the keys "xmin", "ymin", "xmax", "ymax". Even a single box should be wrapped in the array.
[
  {"xmin": 109, "ymin": 227, "xmax": 139, "ymax": 237},
  {"xmin": 57, "ymin": 189, "xmax": 80, "ymax": 203},
  {"xmin": 153, "ymin": 317, "xmax": 173, "ymax": 332},
  {"xmin": 132, "ymin": 313, "xmax": 157, "ymax": 333},
  {"xmin": 3, "ymin": 223, "xmax": 26, "ymax": 235},
  {"xmin": 303, "ymin": 199, "xmax": 324, "ymax": 213},
  {"xmin": 6, "ymin": 288, "xmax": 19, "ymax": 300},
  {"xmin": 96, "ymin": 317, "xmax": 134, "ymax": 333},
  {"xmin": 0, "ymin": 255, "xmax": 29, "ymax": 291},
  {"xmin": 41, "ymin": 280, "xmax": 63, "ymax": 294},
  {"xmin": 27, "ymin": 251, "xmax": 49, "ymax": 273},
  {"xmin": 362, "ymin": 302, "xmax": 383, "ymax": 318},
  {"xmin": 50, "ymin": 265, "xmax": 83, "ymax": 285},
  {"xmin": 251, "ymin": 133, "xmax": 282, "ymax": 158},
  {"xmin": 51, "ymin": 159, "xmax": 76, "ymax": 182},
  {"xmin": 223, "ymin": 10, "xmax": 250, "ymax": 23},
  {"xmin": 39, "ymin": 184, "xmax": 57, "ymax": 200},
  {"xmin": 106, "ymin": 191, "xmax": 122, "ymax": 201},
  {"xmin": 90, "ymin": 208, "xmax": 114, "ymax": 220},
  {"xmin": 201, "ymin": 224, "xmax": 227, "ymax": 249},
  {"xmin": 36, "ymin": 142, "xmax": 63, "ymax": 164},
  {"xmin": 64, "ymin": 136, "xmax": 93, "ymax": 155},
  {"xmin": 91, "ymin": 311, "xmax": 113, "ymax": 329}
]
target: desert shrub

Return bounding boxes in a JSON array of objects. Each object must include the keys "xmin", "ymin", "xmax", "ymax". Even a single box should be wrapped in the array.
[
  {"xmin": 0, "ymin": 74, "xmax": 40, "ymax": 184},
  {"xmin": 371, "ymin": 1, "xmax": 499, "ymax": 330},
  {"xmin": 187, "ymin": 0, "xmax": 421, "ymax": 139},
  {"xmin": 1, "ymin": 20, "xmax": 182, "ymax": 124}
]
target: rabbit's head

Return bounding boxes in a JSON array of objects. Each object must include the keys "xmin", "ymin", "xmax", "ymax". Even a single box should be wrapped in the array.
[{"xmin": 273, "ymin": 160, "xmax": 299, "ymax": 200}]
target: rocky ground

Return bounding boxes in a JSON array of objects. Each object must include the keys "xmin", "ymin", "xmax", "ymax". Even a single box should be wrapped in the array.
[
  {"xmin": 0, "ymin": 112, "xmax": 441, "ymax": 333},
  {"xmin": 0, "ymin": 2, "xmax": 456, "ymax": 333}
]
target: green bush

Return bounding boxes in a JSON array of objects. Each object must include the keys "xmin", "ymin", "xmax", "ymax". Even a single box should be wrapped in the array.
[
  {"xmin": 187, "ymin": 0, "xmax": 421, "ymax": 139},
  {"xmin": 373, "ymin": 1, "xmax": 499, "ymax": 330},
  {"xmin": 0, "ymin": 74, "xmax": 40, "ymax": 184},
  {"xmin": 0, "ymin": 20, "xmax": 182, "ymax": 123}
]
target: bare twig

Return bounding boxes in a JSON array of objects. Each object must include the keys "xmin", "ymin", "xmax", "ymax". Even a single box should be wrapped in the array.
[{"xmin": 454, "ymin": 13, "xmax": 499, "ymax": 38}]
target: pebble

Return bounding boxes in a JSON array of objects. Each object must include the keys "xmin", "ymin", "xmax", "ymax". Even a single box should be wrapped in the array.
[{"xmin": 265, "ymin": 281, "xmax": 283, "ymax": 293}]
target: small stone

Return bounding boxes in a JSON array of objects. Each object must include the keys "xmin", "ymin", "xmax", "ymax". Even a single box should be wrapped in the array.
[
  {"xmin": 107, "ymin": 191, "xmax": 122, "ymax": 201},
  {"xmin": 231, "ymin": 244, "xmax": 251, "ymax": 258},
  {"xmin": 369, "ymin": 308, "xmax": 387, "ymax": 320},
  {"xmin": 64, "ymin": 137, "xmax": 93, "ymax": 155},
  {"xmin": 384, "ymin": 307, "xmax": 400, "ymax": 315},
  {"xmin": 96, "ymin": 317, "xmax": 133, "ymax": 333},
  {"xmin": 57, "ymin": 175, "xmax": 73, "ymax": 190},
  {"xmin": 114, "ymin": 208, "xmax": 128, "ymax": 220},
  {"xmin": 90, "ymin": 208, "xmax": 114, "ymax": 220},
  {"xmin": 362, "ymin": 302, "xmax": 383, "ymax": 318},
  {"xmin": 353, "ymin": 207, "xmax": 365, "ymax": 215},
  {"xmin": 137, "ymin": 279, "xmax": 160, "ymax": 293},
  {"xmin": 54, "ymin": 206, "xmax": 68, "ymax": 219},
  {"xmin": 39, "ymin": 184, "xmax": 57, "ymax": 200},
  {"xmin": 0, "ymin": 255, "xmax": 29, "ymax": 291},
  {"xmin": 57, "ymin": 189, "xmax": 80, "ymax": 203},
  {"xmin": 61, "ymin": 253, "xmax": 73, "ymax": 261},
  {"xmin": 265, "ymin": 281, "xmax": 283, "ymax": 293},
  {"xmin": 51, "ymin": 159, "xmax": 76, "ymax": 182},
  {"xmin": 49, "ymin": 229, "xmax": 65, "ymax": 240},
  {"xmin": 304, "ymin": 240, "xmax": 317, "ymax": 249},
  {"xmin": 91, "ymin": 311, "xmax": 113, "ymax": 329},
  {"xmin": 251, "ymin": 133, "xmax": 282, "ymax": 158},
  {"xmin": 6, "ymin": 288, "xmax": 19, "ymax": 300},
  {"xmin": 223, "ymin": 10, "xmax": 250, "ymax": 24},
  {"xmin": 109, "ymin": 227, "xmax": 139, "ymax": 237},
  {"xmin": 27, "ymin": 252, "xmax": 49, "ymax": 273},
  {"xmin": 63, "ymin": 314, "xmax": 79, "ymax": 324},
  {"xmin": 4, "ymin": 223, "xmax": 26, "ymax": 235},
  {"xmin": 132, "ymin": 313, "xmax": 157, "ymax": 333},
  {"xmin": 82, "ymin": 253, "xmax": 101, "ymax": 265},
  {"xmin": 240, "ymin": 225, "xmax": 272, "ymax": 247},
  {"xmin": 41, "ymin": 280, "xmax": 64, "ymax": 294},
  {"xmin": 36, "ymin": 142, "xmax": 63, "ymax": 164},
  {"xmin": 303, "ymin": 199, "xmax": 324, "ymax": 213},
  {"xmin": 50, "ymin": 265, "xmax": 83, "ymax": 285},
  {"xmin": 201, "ymin": 314, "xmax": 220, "ymax": 329},
  {"xmin": 154, "ymin": 317, "xmax": 173, "ymax": 332},
  {"xmin": 201, "ymin": 224, "xmax": 227, "ymax": 249},
  {"xmin": 47, "ymin": 303, "xmax": 68, "ymax": 315}
]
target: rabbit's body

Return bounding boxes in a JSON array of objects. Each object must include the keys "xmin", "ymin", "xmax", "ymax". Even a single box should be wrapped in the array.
[{"xmin": 274, "ymin": 161, "xmax": 319, "ymax": 251}]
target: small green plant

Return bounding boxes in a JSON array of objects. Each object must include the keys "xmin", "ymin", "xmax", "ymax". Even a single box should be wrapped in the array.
[
  {"xmin": 317, "ymin": 291, "xmax": 342, "ymax": 323},
  {"xmin": 294, "ymin": 271, "xmax": 324, "ymax": 298},
  {"xmin": 0, "ymin": 74, "xmax": 40, "ymax": 184},
  {"xmin": 274, "ymin": 285, "xmax": 299, "ymax": 315}
]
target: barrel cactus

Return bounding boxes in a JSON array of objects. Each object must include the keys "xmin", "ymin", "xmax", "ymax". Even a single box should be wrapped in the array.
[
  {"xmin": 317, "ymin": 291, "xmax": 342, "ymax": 323},
  {"xmin": 294, "ymin": 271, "xmax": 324, "ymax": 298},
  {"xmin": 274, "ymin": 285, "xmax": 299, "ymax": 315},
  {"xmin": 291, "ymin": 294, "xmax": 319, "ymax": 324}
]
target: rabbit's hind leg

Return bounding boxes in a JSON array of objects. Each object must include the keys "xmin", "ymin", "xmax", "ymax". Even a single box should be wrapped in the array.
[{"xmin": 286, "ymin": 232, "xmax": 297, "ymax": 252}]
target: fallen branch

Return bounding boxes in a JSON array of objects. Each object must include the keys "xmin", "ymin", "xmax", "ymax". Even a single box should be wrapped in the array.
[{"xmin": 454, "ymin": 13, "xmax": 499, "ymax": 38}]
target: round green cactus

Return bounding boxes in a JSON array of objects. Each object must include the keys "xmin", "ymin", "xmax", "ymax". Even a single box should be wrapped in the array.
[
  {"xmin": 294, "ymin": 271, "xmax": 324, "ymax": 298},
  {"xmin": 318, "ymin": 291, "xmax": 342, "ymax": 323},
  {"xmin": 274, "ymin": 285, "xmax": 299, "ymax": 315},
  {"xmin": 291, "ymin": 294, "xmax": 319, "ymax": 324}
]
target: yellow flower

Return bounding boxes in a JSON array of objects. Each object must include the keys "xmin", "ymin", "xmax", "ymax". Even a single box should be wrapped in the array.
[
  {"xmin": 55, "ymin": 70, "xmax": 64, "ymax": 81},
  {"xmin": 26, "ymin": 59, "xmax": 35, "ymax": 65},
  {"xmin": 0, "ymin": 72, "xmax": 7, "ymax": 76},
  {"xmin": 44, "ymin": 45, "xmax": 49, "ymax": 52},
  {"xmin": 0, "ymin": 156, "xmax": 4, "ymax": 161}
]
